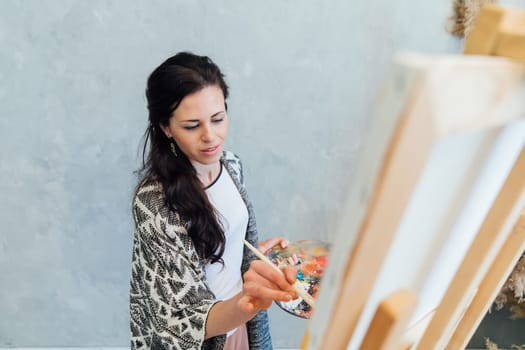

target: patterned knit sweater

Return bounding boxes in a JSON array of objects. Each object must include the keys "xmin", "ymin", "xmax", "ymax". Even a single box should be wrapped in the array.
[{"xmin": 129, "ymin": 151, "xmax": 272, "ymax": 350}]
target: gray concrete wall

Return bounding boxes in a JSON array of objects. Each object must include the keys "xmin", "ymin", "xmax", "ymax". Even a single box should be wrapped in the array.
[{"xmin": 0, "ymin": 0, "xmax": 521, "ymax": 348}]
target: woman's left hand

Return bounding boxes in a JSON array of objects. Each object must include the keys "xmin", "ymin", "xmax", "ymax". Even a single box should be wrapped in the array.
[{"xmin": 258, "ymin": 236, "xmax": 289, "ymax": 254}]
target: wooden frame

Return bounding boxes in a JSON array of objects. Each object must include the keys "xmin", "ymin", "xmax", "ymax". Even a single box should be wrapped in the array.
[
  {"xmin": 445, "ymin": 211, "xmax": 525, "ymax": 350},
  {"xmin": 302, "ymin": 53, "xmax": 525, "ymax": 350},
  {"xmin": 416, "ymin": 147, "xmax": 525, "ymax": 349},
  {"xmin": 359, "ymin": 289, "xmax": 418, "ymax": 350},
  {"xmin": 464, "ymin": 4, "xmax": 525, "ymax": 60}
]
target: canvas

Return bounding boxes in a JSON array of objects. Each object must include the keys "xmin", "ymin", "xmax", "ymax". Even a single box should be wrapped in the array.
[{"xmin": 302, "ymin": 53, "xmax": 525, "ymax": 350}]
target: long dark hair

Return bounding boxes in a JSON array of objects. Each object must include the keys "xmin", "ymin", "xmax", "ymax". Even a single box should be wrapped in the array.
[{"xmin": 138, "ymin": 52, "xmax": 229, "ymax": 264}]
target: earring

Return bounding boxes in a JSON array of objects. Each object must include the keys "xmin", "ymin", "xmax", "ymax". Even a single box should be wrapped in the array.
[{"xmin": 169, "ymin": 138, "xmax": 178, "ymax": 157}]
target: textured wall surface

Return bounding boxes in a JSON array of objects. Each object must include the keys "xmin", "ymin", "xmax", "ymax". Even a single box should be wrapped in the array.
[{"xmin": 3, "ymin": 0, "xmax": 517, "ymax": 347}]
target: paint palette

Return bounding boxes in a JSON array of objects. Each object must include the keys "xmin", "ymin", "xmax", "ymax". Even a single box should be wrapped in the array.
[{"xmin": 265, "ymin": 239, "xmax": 330, "ymax": 319}]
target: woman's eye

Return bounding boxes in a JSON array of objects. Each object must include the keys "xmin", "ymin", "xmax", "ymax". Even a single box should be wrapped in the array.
[
  {"xmin": 212, "ymin": 118, "xmax": 224, "ymax": 123},
  {"xmin": 183, "ymin": 125, "xmax": 198, "ymax": 130}
]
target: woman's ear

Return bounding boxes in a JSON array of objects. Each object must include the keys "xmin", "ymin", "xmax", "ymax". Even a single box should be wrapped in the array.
[{"xmin": 159, "ymin": 123, "xmax": 171, "ymax": 138}]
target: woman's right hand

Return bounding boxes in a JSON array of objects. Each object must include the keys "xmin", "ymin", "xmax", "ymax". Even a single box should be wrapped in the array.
[
  {"xmin": 238, "ymin": 260, "xmax": 298, "ymax": 314},
  {"xmin": 206, "ymin": 258, "xmax": 298, "ymax": 338}
]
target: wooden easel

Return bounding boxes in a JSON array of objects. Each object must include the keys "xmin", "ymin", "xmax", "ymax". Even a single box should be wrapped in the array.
[
  {"xmin": 301, "ymin": 5, "xmax": 525, "ymax": 350},
  {"xmin": 463, "ymin": 4, "xmax": 525, "ymax": 60}
]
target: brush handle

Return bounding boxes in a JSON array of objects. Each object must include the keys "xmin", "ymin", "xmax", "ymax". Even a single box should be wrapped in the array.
[{"xmin": 243, "ymin": 240, "xmax": 316, "ymax": 308}]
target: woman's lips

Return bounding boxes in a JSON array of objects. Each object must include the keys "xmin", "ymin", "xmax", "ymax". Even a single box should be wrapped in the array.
[{"xmin": 201, "ymin": 145, "xmax": 219, "ymax": 155}]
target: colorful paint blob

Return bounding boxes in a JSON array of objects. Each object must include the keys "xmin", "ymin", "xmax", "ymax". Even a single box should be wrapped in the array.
[{"xmin": 265, "ymin": 240, "xmax": 330, "ymax": 319}]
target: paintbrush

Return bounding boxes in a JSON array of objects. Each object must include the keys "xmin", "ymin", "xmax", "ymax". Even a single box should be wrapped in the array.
[{"xmin": 243, "ymin": 239, "xmax": 316, "ymax": 309}]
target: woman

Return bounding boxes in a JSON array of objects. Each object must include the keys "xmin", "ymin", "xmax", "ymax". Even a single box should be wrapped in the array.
[{"xmin": 129, "ymin": 52, "xmax": 297, "ymax": 350}]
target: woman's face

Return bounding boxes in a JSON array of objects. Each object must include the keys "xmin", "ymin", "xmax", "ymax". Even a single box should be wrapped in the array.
[{"xmin": 161, "ymin": 85, "xmax": 228, "ymax": 166}]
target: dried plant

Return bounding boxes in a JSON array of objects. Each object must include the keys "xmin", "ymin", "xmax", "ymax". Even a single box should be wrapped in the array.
[
  {"xmin": 495, "ymin": 253, "xmax": 525, "ymax": 319},
  {"xmin": 485, "ymin": 338, "xmax": 525, "ymax": 350},
  {"xmin": 447, "ymin": 0, "xmax": 498, "ymax": 37},
  {"xmin": 486, "ymin": 337, "xmax": 501, "ymax": 350},
  {"xmin": 481, "ymin": 254, "xmax": 525, "ymax": 349}
]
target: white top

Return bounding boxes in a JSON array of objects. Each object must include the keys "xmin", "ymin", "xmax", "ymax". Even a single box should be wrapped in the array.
[{"xmin": 204, "ymin": 164, "xmax": 249, "ymax": 305}]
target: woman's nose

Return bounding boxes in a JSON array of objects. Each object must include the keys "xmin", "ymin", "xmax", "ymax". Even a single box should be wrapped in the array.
[{"xmin": 201, "ymin": 124, "xmax": 213, "ymax": 142}]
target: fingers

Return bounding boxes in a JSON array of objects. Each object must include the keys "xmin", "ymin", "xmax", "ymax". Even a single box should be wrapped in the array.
[
  {"xmin": 286, "ymin": 253, "xmax": 300, "ymax": 266},
  {"xmin": 243, "ymin": 280, "xmax": 294, "ymax": 302},
  {"xmin": 245, "ymin": 260, "xmax": 295, "ymax": 293},
  {"xmin": 241, "ymin": 260, "xmax": 299, "ymax": 313},
  {"xmin": 238, "ymin": 294, "xmax": 272, "ymax": 314},
  {"xmin": 258, "ymin": 236, "xmax": 290, "ymax": 254},
  {"xmin": 282, "ymin": 266, "xmax": 298, "ymax": 285}
]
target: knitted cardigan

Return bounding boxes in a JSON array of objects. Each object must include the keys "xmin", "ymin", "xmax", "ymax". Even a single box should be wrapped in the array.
[{"xmin": 130, "ymin": 151, "xmax": 272, "ymax": 350}]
